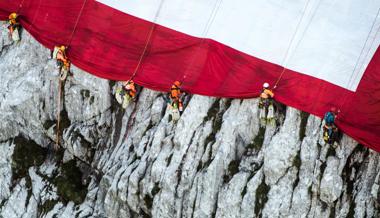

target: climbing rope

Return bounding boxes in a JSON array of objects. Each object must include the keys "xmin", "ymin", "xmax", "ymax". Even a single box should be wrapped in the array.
[
  {"xmin": 273, "ymin": 0, "xmax": 312, "ymax": 89},
  {"xmin": 129, "ymin": 0, "xmax": 166, "ymax": 81},
  {"xmin": 338, "ymin": 7, "xmax": 380, "ymax": 110},
  {"xmin": 55, "ymin": 79, "xmax": 63, "ymax": 148},
  {"xmin": 181, "ymin": 0, "xmax": 223, "ymax": 83},
  {"xmin": 346, "ymin": 7, "xmax": 380, "ymax": 91},
  {"xmin": 26, "ymin": 0, "xmax": 41, "ymax": 30},
  {"xmin": 66, "ymin": 0, "xmax": 88, "ymax": 46},
  {"xmin": 16, "ymin": 0, "xmax": 26, "ymax": 14}
]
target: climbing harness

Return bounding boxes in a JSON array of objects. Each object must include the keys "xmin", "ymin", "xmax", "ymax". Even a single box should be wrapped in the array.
[{"xmin": 323, "ymin": 124, "xmax": 338, "ymax": 145}]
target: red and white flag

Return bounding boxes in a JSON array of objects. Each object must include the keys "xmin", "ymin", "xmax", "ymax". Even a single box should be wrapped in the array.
[{"xmin": 1, "ymin": 0, "xmax": 380, "ymax": 150}]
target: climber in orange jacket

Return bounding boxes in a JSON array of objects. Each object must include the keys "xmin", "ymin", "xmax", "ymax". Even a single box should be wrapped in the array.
[
  {"xmin": 56, "ymin": 46, "xmax": 68, "ymax": 66},
  {"xmin": 52, "ymin": 45, "xmax": 71, "ymax": 80},
  {"xmin": 169, "ymin": 81, "xmax": 184, "ymax": 112},
  {"xmin": 123, "ymin": 80, "xmax": 137, "ymax": 99},
  {"xmin": 259, "ymin": 82, "xmax": 274, "ymax": 107},
  {"xmin": 259, "ymin": 82, "xmax": 275, "ymax": 126}
]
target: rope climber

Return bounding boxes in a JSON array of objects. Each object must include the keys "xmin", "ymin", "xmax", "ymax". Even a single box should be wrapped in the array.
[
  {"xmin": 52, "ymin": 45, "xmax": 71, "ymax": 81},
  {"xmin": 163, "ymin": 81, "xmax": 185, "ymax": 122},
  {"xmin": 53, "ymin": 0, "xmax": 88, "ymax": 149},
  {"xmin": 323, "ymin": 107, "xmax": 340, "ymax": 146},
  {"xmin": 52, "ymin": 45, "xmax": 69, "ymax": 150},
  {"xmin": 259, "ymin": 83, "xmax": 275, "ymax": 126},
  {"xmin": 115, "ymin": 80, "xmax": 137, "ymax": 109},
  {"xmin": 113, "ymin": 0, "xmax": 166, "ymax": 109},
  {"xmin": 161, "ymin": 0, "xmax": 222, "ymax": 122},
  {"xmin": 7, "ymin": 12, "xmax": 20, "ymax": 42}
]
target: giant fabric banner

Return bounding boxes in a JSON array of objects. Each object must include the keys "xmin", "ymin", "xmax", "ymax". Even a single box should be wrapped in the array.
[{"xmin": 1, "ymin": 0, "xmax": 380, "ymax": 151}]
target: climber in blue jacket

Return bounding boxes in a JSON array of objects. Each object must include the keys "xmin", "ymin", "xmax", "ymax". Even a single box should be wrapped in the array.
[{"xmin": 323, "ymin": 107, "xmax": 339, "ymax": 144}]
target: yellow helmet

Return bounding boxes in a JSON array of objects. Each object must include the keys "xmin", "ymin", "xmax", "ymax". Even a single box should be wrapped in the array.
[
  {"xmin": 9, "ymin": 13, "xmax": 17, "ymax": 20},
  {"xmin": 60, "ymin": 45, "xmax": 66, "ymax": 51}
]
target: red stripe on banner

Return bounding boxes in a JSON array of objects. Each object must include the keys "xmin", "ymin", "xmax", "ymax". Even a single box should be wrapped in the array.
[{"xmin": 1, "ymin": 0, "xmax": 379, "ymax": 151}]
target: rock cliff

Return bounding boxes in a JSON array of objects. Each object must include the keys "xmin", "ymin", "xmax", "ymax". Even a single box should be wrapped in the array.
[{"xmin": 0, "ymin": 27, "xmax": 379, "ymax": 218}]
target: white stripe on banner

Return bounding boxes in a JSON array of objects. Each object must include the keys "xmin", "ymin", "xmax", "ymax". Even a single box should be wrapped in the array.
[{"xmin": 97, "ymin": 0, "xmax": 380, "ymax": 91}]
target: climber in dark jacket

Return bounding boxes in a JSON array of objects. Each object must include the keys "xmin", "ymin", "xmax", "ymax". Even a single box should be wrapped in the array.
[{"xmin": 323, "ymin": 107, "xmax": 339, "ymax": 143}]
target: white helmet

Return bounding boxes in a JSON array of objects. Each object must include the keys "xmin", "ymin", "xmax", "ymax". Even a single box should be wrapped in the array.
[{"xmin": 263, "ymin": 82, "xmax": 269, "ymax": 88}]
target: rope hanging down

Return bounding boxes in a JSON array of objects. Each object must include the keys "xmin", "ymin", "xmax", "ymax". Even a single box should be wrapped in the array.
[
  {"xmin": 273, "ymin": 0, "xmax": 312, "ymax": 89},
  {"xmin": 121, "ymin": 0, "xmax": 166, "ymax": 144},
  {"xmin": 129, "ymin": 0, "xmax": 166, "ymax": 81},
  {"xmin": 55, "ymin": 0, "xmax": 88, "ymax": 148},
  {"xmin": 346, "ymin": 7, "xmax": 380, "ymax": 91},
  {"xmin": 55, "ymin": 79, "xmax": 63, "ymax": 149},
  {"xmin": 181, "ymin": 0, "xmax": 223, "ymax": 83},
  {"xmin": 16, "ymin": 0, "xmax": 26, "ymax": 14},
  {"xmin": 26, "ymin": 0, "xmax": 42, "ymax": 30},
  {"xmin": 66, "ymin": 0, "xmax": 88, "ymax": 46},
  {"xmin": 338, "ymin": 6, "xmax": 380, "ymax": 110}
]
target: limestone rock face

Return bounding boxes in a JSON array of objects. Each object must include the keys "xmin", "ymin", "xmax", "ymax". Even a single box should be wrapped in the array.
[{"xmin": 0, "ymin": 27, "xmax": 379, "ymax": 218}]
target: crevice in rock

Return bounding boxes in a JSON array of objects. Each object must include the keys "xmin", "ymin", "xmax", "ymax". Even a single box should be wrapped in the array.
[
  {"xmin": 38, "ymin": 199, "xmax": 59, "ymax": 217},
  {"xmin": 11, "ymin": 135, "xmax": 48, "ymax": 185},
  {"xmin": 289, "ymin": 151, "xmax": 302, "ymax": 207},
  {"xmin": 299, "ymin": 111, "xmax": 310, "ymax": 141},
  {"xmin": 223, "ymin": 160, "xmax": 240, "ymax": 183},
  {"xmin": 274, "ymin": 102, "xmax": 287, "ymax": 127},
  {"xmin": 175, "ymin": 131, "xmax": 197, "ymax": 193},
  {"xmin": 112, "ymin": 107, "xmax": 126, "ymax": 147},
  {"xmin": 166, "ymin": 153, "xmax": 173, "ymax": 167},
  {"xmin": 200, "ymin": 99, "xmax": 230, "ymax": 170},
  {"xmin": 254, "ymin": 176, "xmax": 270, "ymax": 218},
  {"xmin": 246, "ymin": 126, "xmax": 266, "ymax": 151},
  {"xmin": 329, "ymin": 202, "xmax": 336, "ymax": 218},
  {"xmin": 54, "ymin": 160, "xmax": 88, "ymax": 205},
  {"xmin": 143, "ymin": 183, "xmax": 160, "ymax": 211},
  {"xmin": 341, "ymin": 144, "xmax": 369, "ymax": 218}
]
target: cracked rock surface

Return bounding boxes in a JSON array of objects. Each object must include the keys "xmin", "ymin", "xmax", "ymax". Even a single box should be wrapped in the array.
[{"xmin": 0, "ymin": 26, "xmax": 379, "ymax": 218}]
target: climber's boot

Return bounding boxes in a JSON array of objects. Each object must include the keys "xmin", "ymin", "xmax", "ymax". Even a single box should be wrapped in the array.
[
  {"xmin": 122, "ymin": 94, "xmax": 131, "ymax": 109},
  {"xmin": 170, "ymin": 102, "xmax": 180, "ymax": 122},
  {"xmin": 171, "ymin": 107, "xmax": 180, "ymax": 122},
  {"xmin": 11, "ymin": 27, "xmax": 20, "ymax": 42},
  {"xmin": 259, "ymin": 107, "xmax": 266, "ymax": 127},
  {"xmin": 115, "ymin": 87, "xmax": 124, "ymax": 104},
  {"xmin": 52, "ymin": 46, "xmax": 59, "ymax": 59},
  {"xmin": 266, "ymin": 104, "xmax": 275, "ymax": 126}
]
